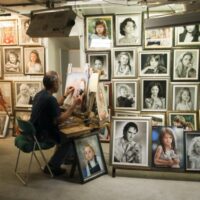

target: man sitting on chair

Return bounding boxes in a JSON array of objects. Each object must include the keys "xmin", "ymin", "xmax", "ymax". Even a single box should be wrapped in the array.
[{"xmin": 30, "ymin": 71, "xmax": 82, "ymax": 176}]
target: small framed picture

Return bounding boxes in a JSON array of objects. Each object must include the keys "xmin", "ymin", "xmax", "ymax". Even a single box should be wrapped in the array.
[
  {"xmin": 74, "ymin": 132, "xmax": 107, "ymax": 183},
  {"xmin": 167, "ymin": 111, "xmax": 198, "ymax": 131},
  {"xmin": 139, "ymin": 50, "xmax": 170, "ymax": 77},
  {"xmin": 0, "ymin": 114, "xmax": 9, "ymax": 138},
  {"xmin": 14, "ymin": 81, "xmax": 42, "ymax": 108},
  {"xmin": 87, "ymin": 51, "xmax": 110, "ymax": 81},
  {"xmin": 24, "ymin": 47, "xmax": 45, "ymax": 75},
  {"xmin": 0, "ymin": 81, "xmax": 13, "ymax": 115},
  {"xmin": 115, "ymin": 13, "xmax": 142, "ymax": 46},
  {"xmin": 172, "ymin": 49, "xmax": 199, "ymax": 81},
  {"xmin": 185, "ymin": 131, "xmax": 200, "ymax": 171},
  {"xmin": 98, "ymin": 126, "xmax": 110, "ymax": 142},
  {"xmin": 85, "ymin": 15, "xmax": 113, "ymax": 50},
  {"xmin": 172, "ymin": 83, "xmax": 198, "ymax": 111},
  {"xmin": 112, "ymin": 48, "xmax": 137, "ymax": 78},
  {"xmin": 175, "ymin": 24, "xmax": 200, "ymax": 46},
  {"xmin": 152, "ymin": 126, "xmax": 185, "ymax": 170},
  {"xmin": 19, "ymin": 18, "xmax": 41, "ymax": 45},
  {"xmin": 0, "ymin": 19, "xmax": 18, "ymax": 45},
  {"xmin": 140, "ymin": 112, "xmax": 166, "ymax": 126},
  {"xmin": 141, "ymin": 78, "xmax": 168, "ymax": 111},
  {"xmin": 103, "ymin": 82, "xmax": 112, "ymax": 107},
  {"xmin": 111, "ymin": 117, "xmax": 151, "ymax": 168},
  {"xmin": 3, "ymin": 46, "xmax": 23, "ymax": 75},
  {"xmin": 113, "ymin": 80, "xmax": 137, "ymax": 110},
  {"xmin": 144, "ymin": 27, "xmax": 173, "ymax": 49}
]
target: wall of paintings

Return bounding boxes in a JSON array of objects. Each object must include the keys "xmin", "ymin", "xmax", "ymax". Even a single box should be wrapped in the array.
[
  {"xmin": 84, "ymin": 13, "xmax": 200, "ymax": 173},
  {"xmin": 0, "ymin": 14, "xmax": 45, "ymax": 137}
]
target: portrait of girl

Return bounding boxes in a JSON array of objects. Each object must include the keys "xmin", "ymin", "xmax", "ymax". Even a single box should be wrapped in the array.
[{"xmin": 4, "ymin": 51, "xmax": 20, "ymax": 73}]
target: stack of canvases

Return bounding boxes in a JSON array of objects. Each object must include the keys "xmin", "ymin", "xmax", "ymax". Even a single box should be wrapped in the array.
[
  {"xmin": 0, "ymin": 15, "xmax": 45, "ymax": 138},
  {"xmin": 83, "ymin": 13, "xmax": 200, "ymax": 173}
]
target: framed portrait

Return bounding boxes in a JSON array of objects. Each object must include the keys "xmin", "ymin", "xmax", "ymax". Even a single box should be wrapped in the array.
[
  {"xmin": 85, "ymin": 15, "xmax": 113, "ymax": 50},
  {"xmin": 184, "ymin": 131, "xmax": 200, "ymax": 171},
  {"xmin": 172, "ymin": 83, "xmax": 198, "ymax": 111},
  {"xmin": 0, "ymin": 19, "xmax": 18, "ymax": 45},
  {"xmin": 0, "ymin": 81, "xmax": 13, "ymax": 114},
  {"xmin": 3, "ymin": 46, "xmax": 23, "ymax": 75},
  {"xmin": 98, "ymin": 126, "xmax": 110, "ymax": 142},
  {"xmin": 113, "ymin": 80, "xmax": 137, "ymax": 110},
  {"xmin": 24, "ymin": 47, "xmax": 45, "ymax": 75},
  {"xmin": 0, "ymin": 114, "xmax": 9, "ymax": 138},
  {"xmin": 74, "ymin": 132, "xmax": 107, "ymax": 183},
  {"xmin": 87, "ymin": 51, "xmax": 110, "ymax": 81},
  {"xmin": 141, "ymin": 78, "xmax": 168, "ymax": 112},
  {"xmin": 144, "ymin": 27, "xmax": 173, "ymax": 49},
  {"xmin": 172, "ymin": 49, "xmax": 199, "ymax": 81},
  {"xmin": 103, "ymin": 82, "xmax": 112, "ymax": 107},
  {"xmin": 111, "ymin": 117, "xmax": 151, "ymax": 168},
  {"xmin": 19, "ymin": 18, "xmax": 41, "ymax": 45},
  {"xmin": 139, "ymin": 50, "xmax": 170, "ymax": 77},
  {"xmin": 152, "ymin": 126, "xmax": 185, "ymax": 170},
  {"xmin": 140, "ymin": 112, "xmax": 166, "ymax": 126},
  {"xmin": 175, "ymin": 24, "xmax": 200, "ymax": 46},
  {"xmin": 115, "ymin": 13, "xmax": 142, "ymax": 46},
  {"xmin": 112, "ymin": 48, "xmax": 137, "ymax": 78},
  {"xmin": 14, "ymin": 81, "xmax": 42, "ymax": 108},
  {"xmin": 167, "ymin": 111, "xmax": 198, "ymax": 131}
]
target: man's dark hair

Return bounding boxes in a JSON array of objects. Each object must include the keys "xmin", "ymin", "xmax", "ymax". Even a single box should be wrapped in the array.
[
  {"xmin": 123, "ymin": 122, "xmax": 138, "ymax": 140},
  {"xmin": 43, "ymin": 71, "xmax": 58, "ymax": 90}
]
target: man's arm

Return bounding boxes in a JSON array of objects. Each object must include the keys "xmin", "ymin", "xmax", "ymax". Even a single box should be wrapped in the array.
[{"xmin": 57, "ymin": 86, "xmax": 75, "ymax": 106}]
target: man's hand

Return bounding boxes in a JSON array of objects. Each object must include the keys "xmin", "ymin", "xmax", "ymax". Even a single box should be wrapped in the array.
[{"xmin": 65, "ymin": 86, "xmax": 75, "ymax": 96}]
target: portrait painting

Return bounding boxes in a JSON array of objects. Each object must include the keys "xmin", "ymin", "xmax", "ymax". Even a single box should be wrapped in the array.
[
  {"xmin": 184, "ymin": 131, "xmax": 200, "ymax": 171},
  {"xmin": 24, "ymin": 47, "xmax": 45, "ymax": 75},
  {"xmin": 139, "ymin": 50, "xmax": 170, "ymax": 77},
  {"xmin": 152, "ymin": 126, "xmax": 185, "ymax": 170},
  {"xmin": 0, "ymin": 114, "xmax": 9, "ymax": 138},
  {"xmin": 74, "ymin": 132, "xmax": 107, "ymax": 183},
  {"xmin": 111, "ymin": 117, "xmax": 151, "ymax": 168},
  {"xmin": 0, "ymin": 19, "xmax": 18, "ymax": 45},
  {"xmin": 172, "ymin": 49, "xmax": 199, "ymax": 81},
  {"xmin": 85, "ymin": 15, "xmax": 113, "ymax": 50},
  {"xmin": 172, "ymin": 84, "xmax": 198, "ymax": 111},
  {"xmin": 114, "ymin": 80, "xmax": 137, "ymax": 110},
  {"xmin": 0, "ymin": 81, "xmax": 13, "ymax": 115},
  {"xmin": 141, "ymin": 78, "xmax": 168, "ymax": 112},
  {"xmin": 3, "ymin": 46, "xmax": 23, "ymax": 75},
  {"xmin": 19, "ymin": 18, "xmax": 41, "ymax": 45},
  {"xmin": 96, "ymin": 82, "xmax": 109, "ymax": 123},
  {"xmin": 113, "ymin": 48, "xmax": 136, "ymax": 78},
  {"xmin": 87, "ymin": 51, "xmax": 110, "ymax": 81},
  {"xmin": 14, "ymin": 81, "xmax": 42, "ymax": 108},
  {"xmin": 168, "ymin": 111, "xmax": 197, "ymax": 131},
  {"xmin": 140, "ymin": 113, "xmax": 166, "ymax": 126},
  {"xmin": 115, "ymin": 13, "xmax": 142, "ymax": 46},
  {"xmin": 144, "ymin": 27, "xmax": 173, "ymax": 49},
  {"xmin": 175, "ymin": 24, "xmax": 200, "ymax": 46}
]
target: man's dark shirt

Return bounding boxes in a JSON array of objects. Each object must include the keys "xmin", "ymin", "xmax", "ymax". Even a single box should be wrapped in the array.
[{"xmin": 30, "ymin": 90, "xmax": 61, "ymax": 143}]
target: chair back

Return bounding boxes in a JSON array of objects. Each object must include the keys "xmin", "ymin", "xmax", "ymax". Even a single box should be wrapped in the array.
[{"xmin": 16, "ymin": 117, "xmax": 36, "ymax": 140}]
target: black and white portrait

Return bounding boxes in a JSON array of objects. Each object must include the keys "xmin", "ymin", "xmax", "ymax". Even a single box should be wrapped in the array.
[
  {"xmin": 3, "ymin": 47, "xmax": 23, "ymax": 75},
  {"xmin": 175, "ymin": 24, "xmax": 200, "ymax": 46},
  {"xmin": 142, "ymin": 79, "xmax": 168, "ymax": 111},
  {"xmin": 111, "ymin": 117, "xmax": 150, "ymax": 167},
  {"xmin": 173, "ymin": 49, "xmax": 199, "ymax": 81},
  {"xmin": 87, "ymin": 52, "xmax": 110, "ymax": 81},
  {"xmin": 172, "ymin": 84, "xmax": 198, "ymax": 111},
  {"xmin": 114, "ymin": 81, "xmax": 137, "ymax": 110},
  {"xmin": 139, "ymin": 51, "xmax": 170, "ymax": 77},
  {"xmin": 115, "ymin": 14, "xmax": 142, "ymax": 46},
  {"xmin": 113, "ymin": 48, "xmax": 136, "ymax": 78},
  {"xmin": 14, "ymin": 81, "xmax": 42, "ymax": 108}
]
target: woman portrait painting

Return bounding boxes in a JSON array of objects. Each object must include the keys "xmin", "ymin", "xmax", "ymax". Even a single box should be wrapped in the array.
[{"xmin": 143, "ymin": 80, "xmax": 167, "ymax": 111}]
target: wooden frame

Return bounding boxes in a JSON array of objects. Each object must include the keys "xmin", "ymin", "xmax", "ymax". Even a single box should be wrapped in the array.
[
  {"xmin": 140, "ymin": 112, "xmax": 166, "ymax": 126},
  {"xmin": 112, "ymin": 48, "xmax": 137, "ymax": 78},
  {"xmin": 111, "ymin": 116, "xmax": 151, "ymax": 168},
  {"xmin": 0, "ymin": 114, "xmax": 9, "ymax": 138},
  {"xmin": 115, "ymin": 13, "xmax": 142, "ymax": 46},
  {"xmin": 74, "ymin": 132, "xmax": 107, "ymax": 183},
  {"xmin": 24, "ymin": 47, "xmax": 45, "ymax": 75},
  {"xmin": 3, "ymin": 46, "xmax": 24, "ymax": 75},
  {"xmin": 138, "ymin": 50, "xmax": 170, "ymax": 77},
  {"xmin": 85, "ymin": 15, "xmax": 113, "ymax": 50}
]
